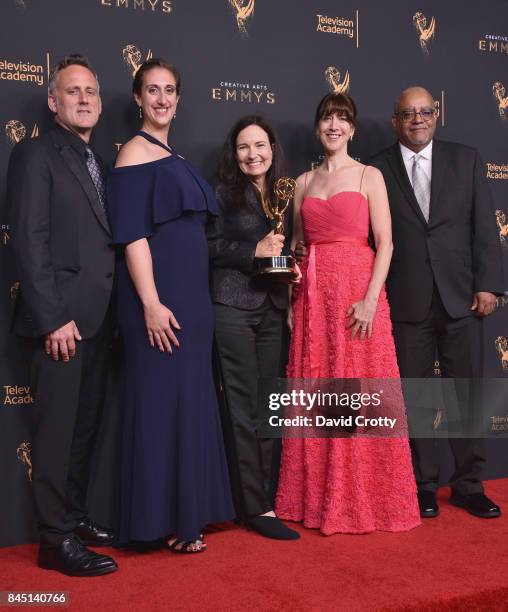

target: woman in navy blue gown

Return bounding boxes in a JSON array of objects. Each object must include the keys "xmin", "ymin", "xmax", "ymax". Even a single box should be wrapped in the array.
[{"xmin": 107, "ymin": 58, "xmax": 234, "ymax": 553}]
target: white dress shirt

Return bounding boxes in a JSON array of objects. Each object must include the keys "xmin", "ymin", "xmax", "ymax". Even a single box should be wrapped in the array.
[{"xmin": 399, "ymin": 140, "xmax": 433, "ymax": 187}]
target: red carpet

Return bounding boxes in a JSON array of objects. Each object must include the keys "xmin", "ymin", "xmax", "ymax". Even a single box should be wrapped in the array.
[{"xmin": 1, "ymin": 480, "xmax": 508, "ymax": 611}]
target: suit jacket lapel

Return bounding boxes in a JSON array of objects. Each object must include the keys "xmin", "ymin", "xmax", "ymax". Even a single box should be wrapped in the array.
[
  {"xmin": 387, "ymin": 143, "xmax": 428, "ymax": 226},
  {"xmin": 429, "ymin": 140, "xmax": 448, "ymax": 224},
  {"xmin": 50, "ymin": 131, "xmax": 111, "ymax": 236},
  {"xmin": 245, "ymin": 183, "xmax": 268, "ymax": 221}
]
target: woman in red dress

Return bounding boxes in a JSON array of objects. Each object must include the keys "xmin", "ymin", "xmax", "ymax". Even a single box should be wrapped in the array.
[{"xmin": 275, "ymin": 93, "xmax": 420, "ymax": 534}]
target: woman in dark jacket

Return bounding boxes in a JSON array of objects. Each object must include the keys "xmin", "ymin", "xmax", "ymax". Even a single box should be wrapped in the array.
[{"xmin": 207, "ymin": 115, "xmax": 299, "ymax": 540}]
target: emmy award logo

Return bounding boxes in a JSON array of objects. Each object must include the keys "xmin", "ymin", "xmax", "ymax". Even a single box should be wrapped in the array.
[
  {"xmin": 433, "ymin": 409, "xmax": 444, "ymax": 431},
  {"xmin": 122, "ymin": 45, "xmax": 153, "ymax": 77},
  {"xmin": 10, "ymin": 281, "xmax": 20, "ymax": 300},
  {"xmin": 413, "ymin": 12, "xmax": 436, "ymax": 54},
  {"xmin": 5, "ymin": 120, "xmax": 38, "ymax": 145},
  {"xmin": 254, "ymin": 177, "xmax": 297, "ymax": 278},
  {"xmin": 16, "ymin": 442, "xmax": 32, "ymax": 483},
  {"xmin": 495, "ymin": 337, "xmax": 508, "ymax": 371},
  {"xmin": 496, "ymin": 210, "xmax": 508, "ymax": 247},
  {"xmin": 229, "ymin": 0, "xmax": 255, "ymax": 34},
  {"xmin": 492, "ymin": 82, "xmax": 508, "ymax": 120},
  {"xmin": 325, "ymin": 66, "xmax": 350, "ymax": 94}
]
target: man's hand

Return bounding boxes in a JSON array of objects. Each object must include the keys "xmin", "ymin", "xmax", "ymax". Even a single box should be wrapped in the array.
[
  {"xmin": 44, "ymin": 320, "xmax": 82, "ymax": 362},
  {"xmin": 471, "ymin": 291, "xmax": 497, "ymax": 317},
  {"xmin": 295, "ymin": 241, "xmax": 307, "ymax": 264}
]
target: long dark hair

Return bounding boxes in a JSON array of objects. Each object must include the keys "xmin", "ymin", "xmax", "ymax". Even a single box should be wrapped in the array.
[{"xmin": 217, "ymin": 115, "xmax": 286, "ymax": 204}]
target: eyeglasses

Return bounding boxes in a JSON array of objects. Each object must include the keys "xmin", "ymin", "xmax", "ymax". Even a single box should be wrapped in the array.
[{"xmin": 395, "ymin": 108, "xmax": 436, "ymax": 122}]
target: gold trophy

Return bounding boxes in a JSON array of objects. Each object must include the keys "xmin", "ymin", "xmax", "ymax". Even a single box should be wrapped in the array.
[{"xmin": 254, "ymin": 177, "xmax": 297, "ymax": 279}]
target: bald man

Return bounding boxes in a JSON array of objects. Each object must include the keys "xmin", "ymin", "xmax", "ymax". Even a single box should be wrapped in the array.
[{"xmin": 369, "ymin": 86, "xmax": 505, "ymax": 519}]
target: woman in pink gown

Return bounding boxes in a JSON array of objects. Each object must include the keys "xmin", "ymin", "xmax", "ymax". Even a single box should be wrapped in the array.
[{"xmin": 275, "ymin": 93, "xmax": 420, "ymax": 534}]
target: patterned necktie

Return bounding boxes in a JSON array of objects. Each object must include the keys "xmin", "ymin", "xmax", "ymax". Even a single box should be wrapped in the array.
[
  {"xmin": 411, "ymin": 154, "xmax": 430, "ymax": 222},
  {"xmin": 85, "ymin": 146, "xmax": 106, "ymax": 211}
]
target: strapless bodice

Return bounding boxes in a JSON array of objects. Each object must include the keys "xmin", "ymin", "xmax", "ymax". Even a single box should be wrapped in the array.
[{"xmin": 301, "ymin": 191, "xmax": 369, "ymax": 244}]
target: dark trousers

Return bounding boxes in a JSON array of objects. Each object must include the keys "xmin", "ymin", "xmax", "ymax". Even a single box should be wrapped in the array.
[
  {"xmin": 23, "ymin": 316, "xmax": 112, "ymax": 547},
  {"xmin": 214, "ymin": 300, "xmax": 284, "ymax": 519},
  {"xmin": 392, "ymin": 287, "xmax": 485, "ymax": 495}
]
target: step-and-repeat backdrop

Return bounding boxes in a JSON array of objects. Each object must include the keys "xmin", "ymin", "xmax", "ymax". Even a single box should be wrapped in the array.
[{"xmin": 1, "ymin": 0, "xmax": 507, "ymax": 546}]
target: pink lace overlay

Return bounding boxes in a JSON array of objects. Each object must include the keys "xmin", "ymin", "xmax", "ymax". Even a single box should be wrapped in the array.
[{"xmin": 275, "ymin": 192, "xmax": 421, "ymax": 534}]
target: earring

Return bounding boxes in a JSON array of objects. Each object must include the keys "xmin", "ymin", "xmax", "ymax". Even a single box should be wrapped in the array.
[
  {"xmin": 139, "ymin": 106, "xmax": 143, "ymax": 119},
  {"xmin": 172, "ymin": 112, "xmax": 176, "ymax": 120},
  {"xmin": 349, "ymin": 134, "xmax": 353, "ymax": 142}
]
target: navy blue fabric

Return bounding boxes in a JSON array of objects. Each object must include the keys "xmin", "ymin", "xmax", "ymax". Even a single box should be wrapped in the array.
[
  {"xmin": 107, "ymin": 150, "xmax": 233, "ymax": 543},
  {"xmin": 107, "ymin": 154, "xmax": 218, "ymax": 245}
]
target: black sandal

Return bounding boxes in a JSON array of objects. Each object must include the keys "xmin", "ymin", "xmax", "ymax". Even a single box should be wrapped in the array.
[{"xmin": 167, "ymin": 536, "xmax": 206, "ymax": 554}]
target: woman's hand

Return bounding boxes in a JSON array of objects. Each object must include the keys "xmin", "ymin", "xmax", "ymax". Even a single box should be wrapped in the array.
[
  {"xmin": 255, "ymin": 230, "xmax": 285, "ymax": 257},
  {"xmin": 143, "ymin": 301, "xmax": 181, "ymax": 352},
  {"xmin": 345, "ymin": 297, "xmax": 377, "ymax": 340}
]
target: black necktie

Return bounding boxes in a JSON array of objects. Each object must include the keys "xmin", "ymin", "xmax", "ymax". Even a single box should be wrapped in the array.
[{"xmin": 85, "ymin": 146, "xmax": 106, "ymax": 211}]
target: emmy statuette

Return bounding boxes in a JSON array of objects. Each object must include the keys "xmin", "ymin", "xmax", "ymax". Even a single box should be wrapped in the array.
[{"xmin": 254, "ymin": 177, "xmax": 297, "ymax": 279}]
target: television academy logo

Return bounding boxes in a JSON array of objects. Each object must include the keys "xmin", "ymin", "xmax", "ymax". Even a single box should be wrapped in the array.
[
  {"xmin": 0, "ymin": 57, "xmax": 47, "ymax": 87},
  {"xmin": 315, "ymin": 12, "xmax": 359, "ymax": 47},
  {"xmin": 413, "ymin": 11, "xmax": 436, "ymax": 54},
  {"xmin": 492, "ymin": 82, "xmax": 508, "ymax": 121},
  {"xmin": 486, "ymin": 163, "xmax": 508, "ymax": 181},
  {"xmin": 4, "ymin": 383, "xmax": 33, "ymax": 406},
  {"xmin": 122, "ymin": 45, "xmax": 153, "ymax": 78},
  {"xmin": 325, "ymin": 66, "xmax": 350, "ymax": 94},
  {"xmin": 229, "ymin": 0, "xmax": 255, "ymax": 35},
  {"xmin": 495, "ymin": 336, "xmax": 508, "ymax": 372},
  {"xmin": 496, "ymin": 210, "xmax": 508, "ymax": 248},
  {"xmin": 5, "ymin": 120, "xmax": 38, "ymax": 145},
  {"xmin": 491, "ymin": 415, "xmax": 508, "ymax": 433},
  {"xmin": 16, "ymin": 442, "xmax": 32, "ymax": 483}
]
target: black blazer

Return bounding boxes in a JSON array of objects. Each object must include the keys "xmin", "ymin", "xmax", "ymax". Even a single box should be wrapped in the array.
[
  {"xmin": 369, "ymin": 140, "xmax": 505, "ymax": 322},
  {"xmin": 7, "ymin": 125, "xmax": 115, "ymax": 338},
  {"xmin": 207, "ymin": 182, "xmax": 289, "ymax": 310}
]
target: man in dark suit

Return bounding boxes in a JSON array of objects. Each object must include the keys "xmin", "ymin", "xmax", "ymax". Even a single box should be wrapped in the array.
[
  {"xmin": 369, "ymin": 86, "xmax": 505, "ymax": 519},
  {"xmin": 7, "ymin": 55, "xmax": 117, "ymax": 575}
]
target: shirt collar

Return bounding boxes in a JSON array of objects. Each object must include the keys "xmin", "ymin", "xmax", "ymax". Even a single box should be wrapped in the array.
[{"xmin": 399, "ymin": 140, "xmax": 433, "ymax": 162}]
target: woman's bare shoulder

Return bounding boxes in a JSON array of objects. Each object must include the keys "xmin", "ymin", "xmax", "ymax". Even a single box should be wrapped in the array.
[
  {"xmin": 115, "ymin": 136, "xmax": 155, "ymax": 168},
  {"xmin": 361, "ymin": 164, "xmax": 384, "ymax": 182}
]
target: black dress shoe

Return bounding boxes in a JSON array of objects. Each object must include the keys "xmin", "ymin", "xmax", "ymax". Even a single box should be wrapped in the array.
[
  {"xmin": 450, "ymin": 493, "xmax": 502, "ymax": 518},
  {"xmin": 245, "ymin": 516, "xmax": 300, "ymax": 540},
  {"xmin": 38, "ymin": 537, "xmax": 118, "ymax": 577},
  {"xmin": 417, "ymin": 491, "xmax": 439, "ymax": 518},
  {"xmin": 74, "ymin": 518, "xmax": 115, "ymax": 547}
]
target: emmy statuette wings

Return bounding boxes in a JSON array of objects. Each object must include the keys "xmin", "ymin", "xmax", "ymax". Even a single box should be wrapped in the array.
[{"xmin": 253, "ymin": 177, "xmax": 297, "ymax": 279}]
